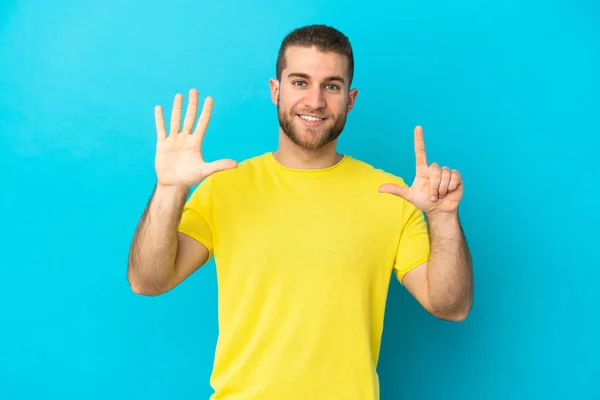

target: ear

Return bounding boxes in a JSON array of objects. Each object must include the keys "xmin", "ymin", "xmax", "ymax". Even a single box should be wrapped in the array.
[
  {"xmin": 347, "ymin": 88, "xmax": 358, "ymax": 113},
  {"xmin": 269, "ymin": 78, "xmax": 280, "ymax": 106}
]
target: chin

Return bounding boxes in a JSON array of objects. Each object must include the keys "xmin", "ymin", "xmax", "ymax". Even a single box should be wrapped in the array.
[{"xmin": 278, "ymin": 110, "xmax": 345, "ymax": 150}]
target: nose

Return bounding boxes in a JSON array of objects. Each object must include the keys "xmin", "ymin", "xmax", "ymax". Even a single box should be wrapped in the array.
[{"xmin": 306, "ymin": 85, "xmax": 326, "ymax": 110}]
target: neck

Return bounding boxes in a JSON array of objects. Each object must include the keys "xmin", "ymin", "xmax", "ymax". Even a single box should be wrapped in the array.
[{"xmin": 273, "ymin": 131, "xmax": 344, "ymax": 170}]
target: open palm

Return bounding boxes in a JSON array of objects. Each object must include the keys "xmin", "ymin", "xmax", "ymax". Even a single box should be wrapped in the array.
[
  {"xmin": 379, "ymin": 126, "xmax": 463, "ymax": 214},
  {"xmin": 154, "ymin": 89, "xmax": 237, "ymax": 188}
]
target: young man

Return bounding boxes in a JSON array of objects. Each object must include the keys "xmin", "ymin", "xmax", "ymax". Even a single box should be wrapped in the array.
[{"xmin": 127, "ymin": 24, "xmax": 473, "ymax": 400}]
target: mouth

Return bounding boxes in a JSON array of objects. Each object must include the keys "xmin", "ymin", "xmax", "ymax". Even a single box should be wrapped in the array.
[{"xmin": 296, "ymin": 114, "xmax": 327, "ymax": 127}]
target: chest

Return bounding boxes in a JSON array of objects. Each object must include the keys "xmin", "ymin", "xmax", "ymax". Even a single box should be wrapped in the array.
[{"xmin": 212, "ymin": 188, "xmax": 403, "ymax": 278}]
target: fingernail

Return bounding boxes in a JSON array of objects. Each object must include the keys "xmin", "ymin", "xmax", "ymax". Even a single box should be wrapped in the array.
[{"xmin": 431, "ymin": 196, "xmax": 437, "ymax": 201}]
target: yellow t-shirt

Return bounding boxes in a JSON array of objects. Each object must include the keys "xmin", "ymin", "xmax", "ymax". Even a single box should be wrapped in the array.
[{"xmin": 178, "ymin": 152, "xmax": 430, "ymax": 400}]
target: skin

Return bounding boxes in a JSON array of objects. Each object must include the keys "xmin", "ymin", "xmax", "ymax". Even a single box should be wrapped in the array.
[
  {"xmin": 379, "ymin": 126, "xmax": 473, "ymax": 321},
  {"xmin": 127, "ymin": 44, "xmax": 473, "ymax": 322},
  {"xmin": 268, "ymin": 46, "xmax": 357, "ymax": 170}
]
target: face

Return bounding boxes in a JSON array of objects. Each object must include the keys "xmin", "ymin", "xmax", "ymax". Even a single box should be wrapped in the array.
[{"xmin": 269, "ymin": 46, "xmax": 358, "ymax": 151}]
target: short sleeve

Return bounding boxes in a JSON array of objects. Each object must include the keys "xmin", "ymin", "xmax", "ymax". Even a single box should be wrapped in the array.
[
  {"xmin": 177, "ymin": 176, "xmax": 215, "ymax": 259},
  {"xmin": 393, "ymin": 199, "xmax": 431, "ymax": 284}
]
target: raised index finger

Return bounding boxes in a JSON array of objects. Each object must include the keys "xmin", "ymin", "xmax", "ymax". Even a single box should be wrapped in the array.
[{"xmin": 414, "ymin": 125, "xmax": 427, "ymax": 167}]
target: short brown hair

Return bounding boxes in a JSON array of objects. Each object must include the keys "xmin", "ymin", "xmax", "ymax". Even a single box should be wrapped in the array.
[{"xmin": 276, "ymin": 24, "xmax": 354, "ymax": 86}]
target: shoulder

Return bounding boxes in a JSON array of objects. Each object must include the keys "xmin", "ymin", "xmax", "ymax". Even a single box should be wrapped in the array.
[
  {"xmin": 212, "ymin": 152, "xmax": 270, "ymax": 182},
  {"xmin": 340, "ymin": 156, "xmax": 422, "ymax": 230},
  {"xmin": 343, "ymin": 155, "xmax": 417, "ymax": 215},
  {"xmin": 344, "ymin": 155, "xmax": 410, "ymax": 188},
  {"xmin": 190, "ymin": 152, "xmax": 270, "ymax": 193}
]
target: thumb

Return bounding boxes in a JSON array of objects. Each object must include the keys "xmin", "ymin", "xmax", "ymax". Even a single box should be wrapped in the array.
[
  {"xmin": 204, "ymin": 159, "xmax": 238, "ymax": 176},
  {"xmin": 378, "ymin": 183, "xmax": 410, "ymax": 200}
]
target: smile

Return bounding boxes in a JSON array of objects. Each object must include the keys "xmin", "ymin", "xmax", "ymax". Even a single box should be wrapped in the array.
[
  {"xmin": 298, "ymin": 114, "xmax": 325, "ymax": 122},
  {"xmin": 296, "ymin": 114, "xmax": 327, "ymax": 127}
]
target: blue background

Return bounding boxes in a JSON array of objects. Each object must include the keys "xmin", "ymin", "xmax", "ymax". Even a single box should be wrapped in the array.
[{"xmin": 1, "ymin": 0, "xmax": 598, "ymax": 399}]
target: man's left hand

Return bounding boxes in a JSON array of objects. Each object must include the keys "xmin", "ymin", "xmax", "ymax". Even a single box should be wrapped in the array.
[{"xmin": 378, "ymin": 126, "xmax": 464, "ymax": 215}]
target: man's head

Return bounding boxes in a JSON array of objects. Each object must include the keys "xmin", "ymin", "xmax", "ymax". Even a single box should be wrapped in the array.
[{"xmin": 269, "ymin": 25, "xmax": 358, "ymax": 151}]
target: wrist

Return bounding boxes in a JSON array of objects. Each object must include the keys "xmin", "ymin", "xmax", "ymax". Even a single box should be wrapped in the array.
[
  {"xmin": 425, "ymin": 209, "xmax": 459, "ymax": 224},
  {"xmin": 155, "ymin": 182, "xmax": 190, "ymax": 199}
]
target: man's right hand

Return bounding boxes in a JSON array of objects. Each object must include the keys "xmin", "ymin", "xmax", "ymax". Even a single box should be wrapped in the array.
[{"xmin": 154, "ymin": 88, "xmax": 238, "ymax": 188}]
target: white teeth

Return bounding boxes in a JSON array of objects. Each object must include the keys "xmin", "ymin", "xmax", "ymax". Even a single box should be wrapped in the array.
[{"xmin": 299, "ymin": 115, "xmax": 323, "ymax": 122}]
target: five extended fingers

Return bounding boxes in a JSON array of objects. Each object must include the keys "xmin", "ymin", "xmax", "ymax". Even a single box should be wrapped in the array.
[
  {"xmin": 155, "ymin": 98, "xmax": 463, "ymax": 201},
  {"xmin": 154, "ymin": 88, "xmax": 211, "ymax": 142}
]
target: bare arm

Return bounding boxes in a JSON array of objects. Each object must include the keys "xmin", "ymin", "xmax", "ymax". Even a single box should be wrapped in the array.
[
  {"xmin": 127, "ymin": 89, "xmax": 237, "ymax": 296},
  {"xmin": 127, "ymin": 183, "xmax": 210, "ymax": 296},
  {"xmin": 402, "ymin": 211, "xmax": 473, "ymax": 321},
  {"xmin": 379, "ymin": 125, "xmax": 472, "ymax": 321}
]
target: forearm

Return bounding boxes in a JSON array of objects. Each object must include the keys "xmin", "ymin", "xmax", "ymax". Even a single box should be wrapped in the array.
[
  {"xmin": 127, "ymin": 183, "xmax": 189, "ymax": 295},
  {"xmin": 425, "ymin": 211, "xmax": 473, "ymax": 320}
]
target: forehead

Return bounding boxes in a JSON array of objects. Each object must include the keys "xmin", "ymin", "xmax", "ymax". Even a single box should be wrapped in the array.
[{"xmin": 282, "ymin": 46, "xmax": 348, "ymax": 80}]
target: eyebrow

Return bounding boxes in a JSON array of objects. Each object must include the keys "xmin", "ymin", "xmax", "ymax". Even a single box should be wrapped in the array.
[{"xmin": 287, "ymin": 72, "xmax": 346, "ymax": 85}]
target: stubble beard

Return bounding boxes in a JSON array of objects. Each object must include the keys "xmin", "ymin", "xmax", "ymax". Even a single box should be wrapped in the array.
[{"xmin": 277, "ymin": 96, "xmax": 349, "ymax": 151}]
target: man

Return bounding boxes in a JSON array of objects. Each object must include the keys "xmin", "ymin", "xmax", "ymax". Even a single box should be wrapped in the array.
[{"xmin": 127, "ymin": 24, "xmax": 473, "ymax": 400}]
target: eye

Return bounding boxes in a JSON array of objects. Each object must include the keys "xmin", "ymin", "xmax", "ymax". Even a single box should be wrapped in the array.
[
  {"xmin": 293, "ymin": 80, "xmax": 307, "ymax": 87},
  {"xmin": 325, "ymin": 84, "xmax": 340, "ymax": 90}
]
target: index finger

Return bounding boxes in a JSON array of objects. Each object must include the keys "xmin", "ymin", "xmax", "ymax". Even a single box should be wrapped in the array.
[{"xmin": 414, "ymin": 125, "xmax": 427, "ymax": 167}]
